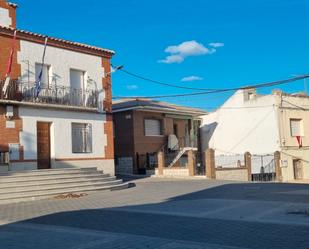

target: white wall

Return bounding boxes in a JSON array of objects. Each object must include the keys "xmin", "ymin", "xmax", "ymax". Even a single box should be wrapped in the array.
[
  {"xmin": 19, "ymin": 107, "xmax": 107, "ymax": 161},
  {"xmin": 201, "ymin": 90, "xmax": 280, "ymax": 155},
  {"xmin": 0, "ymin": 7, "xmax": 11, "ymax": 27},
  {"xmin": 17, "ymin": 40, "xmax": 105, "ymax": 109}
]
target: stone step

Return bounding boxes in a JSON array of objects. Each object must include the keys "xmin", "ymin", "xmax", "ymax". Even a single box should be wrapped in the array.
[
  {"xmin": 0, "ymin": 170, "xmax": 105, "ymax": 183},
  {"xmin": 0, "ymin": 182, "xmax": 130, "ymax": 204},
  {"xmin": 0, "ymin": 167, "xmax": 98, "ymax": 177},
  {"xmin": 0, "ymin": 179, "xmax": 124, "ymax": 197},
  {"xmin": 0, "ymin": 175, "xmax": 117, "ymax": 189}
]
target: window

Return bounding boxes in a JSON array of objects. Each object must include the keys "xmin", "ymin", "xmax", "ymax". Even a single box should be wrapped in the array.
[
  {"xmin": 72, "ymin": 123, "xmax": 92, "ymax": 153},
  {"xmin": 290, "ymin": 119, "xmax": 303, "ymax": 137},
  {"xmin": 35, "ymin": 63, "xmax": 50, "ymax": 88},
  {"xmin": 144, "ymin": 119, "xmax": 162, "ymax": 136},
  {"xmin": 70, "ymin": 69, "xmax": 85, "ymax": 90}
]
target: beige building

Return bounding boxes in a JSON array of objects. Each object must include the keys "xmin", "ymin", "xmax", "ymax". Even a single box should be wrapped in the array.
[{"xmin": 277, "ymin": 91, "xmax": 309, "ymax": 181}]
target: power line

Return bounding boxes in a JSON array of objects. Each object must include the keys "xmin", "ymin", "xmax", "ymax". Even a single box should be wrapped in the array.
[
  {"xmin": 113, "ymin": 74, "xmax": 309, "ymax": 99},
  {"xmin": 117, "ymin": 68, "xmax": 217, "ymax": 91}
]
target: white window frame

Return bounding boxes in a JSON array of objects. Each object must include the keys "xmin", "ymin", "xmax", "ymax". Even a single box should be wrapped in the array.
[
  {"xmin": 35, "ymin": 63, "xmax": 51, "ymax": 88},
  {"xmin": 144, "ymin": 119, "xmax": 163, "ymax": 136},
  {"xmin": 72, "ymin": 123, "xmax": 93, "ymax": 153},
  {"xmin": 290, "ymin": 118, "xmax": 303, "ymax": 137}
]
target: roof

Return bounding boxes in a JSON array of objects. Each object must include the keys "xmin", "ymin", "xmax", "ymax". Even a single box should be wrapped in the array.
[
  {"xmin": 8, "ymin": 2, "xmax": 18, "ymax": 8},
  {"xmin": 112, "ymin": 98, "xmax": 207, "ymax": 116},
  {"xmin": 0, "ymin": 25, "xmax": 115, "ymax": 57}
]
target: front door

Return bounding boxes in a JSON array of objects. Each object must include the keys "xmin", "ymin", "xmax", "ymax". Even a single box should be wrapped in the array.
[
  {"xmin": 37, "ymin": 122, "xmax": 51, "ymax": 169},
  {"xmin": 293, "ymin": 159, "xmax": 303, "ymax": 180}
]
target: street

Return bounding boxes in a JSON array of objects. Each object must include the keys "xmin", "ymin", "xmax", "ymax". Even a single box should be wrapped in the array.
[{"xmin": 1, "ymin": 177, "xmax": 309, "ymax": 249}]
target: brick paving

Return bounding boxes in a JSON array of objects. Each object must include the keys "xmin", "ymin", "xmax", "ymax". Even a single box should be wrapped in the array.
[{"xmin": 0, "ymin": 177, "xmax": 309, "ymax": 248}]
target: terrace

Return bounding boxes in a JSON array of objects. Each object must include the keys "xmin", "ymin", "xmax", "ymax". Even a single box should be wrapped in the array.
[{"xmin": 0, "ymin": 79, "xmax": 99, "ymax": 109}]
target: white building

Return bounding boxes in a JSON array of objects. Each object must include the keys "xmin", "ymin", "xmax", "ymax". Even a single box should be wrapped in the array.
[
  {"xmin": 201, "ymin": 88, "xmax": 309, "ymax": 182},
  {"xmin": 0, "ymin": 1, "xmax": 115, "ymax": 175}
]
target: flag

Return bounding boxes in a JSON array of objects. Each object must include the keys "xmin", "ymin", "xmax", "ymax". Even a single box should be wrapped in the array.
[
  {"xmin": 296, "ymin": 136, "xmax": 302, "ymax": 148},
  {"xmin": 35, "ymin": 37, "xmax": 48, "ymax": 98},
  {"xmin": 3, "ymin": 30, "xmax": 17, "ymax": 97}
]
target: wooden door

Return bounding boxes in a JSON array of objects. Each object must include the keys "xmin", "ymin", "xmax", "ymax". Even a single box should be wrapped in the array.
[
  {"xmin": 37, "ymin": 122, "xmax": 51, "ymax": 169},
  {"xmin": 293, "ymin": 159, "xmax": 303, "ymax": 180}
]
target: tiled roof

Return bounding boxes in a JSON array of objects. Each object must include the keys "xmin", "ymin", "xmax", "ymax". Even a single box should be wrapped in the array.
[
  {"xmin": 112, "ymin": 98, "xmax": 207, "ymax": 116},
  {"xmin": 0, "ymin": 25, "xmax": 115, "ymax": 55}
]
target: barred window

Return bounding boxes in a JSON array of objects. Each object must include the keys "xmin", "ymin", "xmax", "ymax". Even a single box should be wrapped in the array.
[{"xmin": 72, "ymin": 123, "xmax": 92, "ymax": 153}]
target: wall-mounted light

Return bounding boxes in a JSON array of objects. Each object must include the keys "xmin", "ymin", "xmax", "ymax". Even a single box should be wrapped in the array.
[{"xmin": 5, "ymin": 106, "xmax": 14, "ymax": 120}]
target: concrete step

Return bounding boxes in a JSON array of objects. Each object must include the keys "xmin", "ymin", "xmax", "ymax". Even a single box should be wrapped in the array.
[
  {"xmin": 0, "ymin": 175, "xmax": 117, "ymax": 189},
  {"xmin": 0, "ymin": 170, "xmax": 105, "ymax": 183},
  {"xmin": 0, "ymin": 182, "xmax": 130, "ymax": 204},
  {"xmin": 0, "ymin": 167, "xmax": 131, "ymax": 204},
  {"xmin": 0, "ymin": 179, "xmax": 124, "ymax": 195},
  {"xmin": 0, "ymin": 167, "xmax": 98, "ymax": 177}
]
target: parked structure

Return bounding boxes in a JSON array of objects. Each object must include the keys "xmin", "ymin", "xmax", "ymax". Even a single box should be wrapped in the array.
[
  {"xmin": 113, "ymin": 98, "xmax": 206, "ymax": 175},
  {"xmin": 0, "ymin": 1, "xmax": 115, "ymax": 174},
  {"xmin": 201, "ymin": 88, "xmax": 309, "ymax": 182}
]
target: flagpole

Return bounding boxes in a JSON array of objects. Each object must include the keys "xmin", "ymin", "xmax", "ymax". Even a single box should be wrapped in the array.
[
  {"xmin": 3, "ymin": 30, "xmax": 17, "ymax": 98},
  {"xmin": 35, "ymin": 37, "xmax": 48, "ymax": 98}
]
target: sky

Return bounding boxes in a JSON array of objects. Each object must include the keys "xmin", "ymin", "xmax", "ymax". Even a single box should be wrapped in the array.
[{"xmin": 14, "ymin": 0, "xmax": 309, "ymax": 110}]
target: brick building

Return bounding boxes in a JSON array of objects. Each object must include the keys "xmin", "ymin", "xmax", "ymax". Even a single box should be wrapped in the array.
[
  {"xmin": 0, "ymin": 1, "xmax": 115, "ymax": 174},
  {"xmin": 113, "ymin": 98, "xmax": 206, "ymax": 175}
]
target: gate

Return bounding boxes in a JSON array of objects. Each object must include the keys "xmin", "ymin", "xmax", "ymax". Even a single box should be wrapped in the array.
[{"xmin": 251, "ymin": 154, "xmax": 276, "ymax": 182}]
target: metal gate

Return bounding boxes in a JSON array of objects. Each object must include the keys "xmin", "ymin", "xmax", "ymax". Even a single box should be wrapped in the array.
[{"xmin": 251, "ymin": 154, "xmax": 276, "ymax": 182}]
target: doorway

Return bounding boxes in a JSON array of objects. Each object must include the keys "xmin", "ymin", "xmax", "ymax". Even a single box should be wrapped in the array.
[
  {"xmin": 293, "ymin": 159, "xmax": 303, "ymax": 180},
  {"xmin": 37, "ymin": 122, "xmax": 51, "ymax": 169}
]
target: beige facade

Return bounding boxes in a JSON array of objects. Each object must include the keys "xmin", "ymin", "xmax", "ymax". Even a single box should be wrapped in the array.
[{"xmin": 274, "ymin": 91, "xmax": 309, "ymax": 181}]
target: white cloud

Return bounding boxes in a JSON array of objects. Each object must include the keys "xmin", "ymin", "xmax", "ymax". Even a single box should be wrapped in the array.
[
  {"xmin": 209, "ymin": 42, "xmax": 224, "ymax": 48},
  {"xmin": 159, "ymin": 40, "xmax": 223, "ymax": 64},
  {"xmin": 126, "ymin": 84, "xmax": 138, "ymax": 90},
  {"xmin": 181, "ymin": 76, "xmax": 204, "ymax": 82},
  {"xmin": 158, "ymin": 55, "xmax": 184, "ymax": 64}
]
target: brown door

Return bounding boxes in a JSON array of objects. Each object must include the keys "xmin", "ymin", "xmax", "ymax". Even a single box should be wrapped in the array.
[
  {"xmin": 37, "ymin": 122, "xmax": 51, "ymax": 169},
  {"xmin": 293, "ymin": 159, "xmax": 303, "ymax": 180}
]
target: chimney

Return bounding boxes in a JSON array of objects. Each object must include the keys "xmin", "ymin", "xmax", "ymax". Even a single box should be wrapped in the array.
[
  {"xmin": 0, "ymin": 1, "xmax": 18, "ymax": 28},
  {"xmin": 243, "ymin": 88, "xmax": 256, "ymax": 101}
]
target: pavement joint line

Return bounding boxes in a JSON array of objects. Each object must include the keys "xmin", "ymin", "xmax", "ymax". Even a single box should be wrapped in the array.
[
  {"xmin": 104, "ymin": 205, "xmax": 309, "ymax": 227},
  {"xmin": 7, "ymin": 222, "xmax": 249, "ymax": 249}
]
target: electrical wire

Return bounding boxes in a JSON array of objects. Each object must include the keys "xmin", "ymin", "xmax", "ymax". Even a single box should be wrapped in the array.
[{"xmin": 113, "ymin": 74, "xmax": 309, "ymax": 99}]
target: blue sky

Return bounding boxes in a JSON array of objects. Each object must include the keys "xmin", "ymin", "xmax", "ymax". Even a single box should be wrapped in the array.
[{"xmin": 14, "ymin": 0, "xmax": 309, "ymax": 110}]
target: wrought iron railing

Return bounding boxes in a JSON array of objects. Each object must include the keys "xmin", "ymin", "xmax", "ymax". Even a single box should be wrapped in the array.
[
  {"xmin": 0, "ymin": 79, "xmax": 99, "ymax": 108},
  {"xmin": 0, "ymin": 151, "xmax": 9, "ymax": 165}
]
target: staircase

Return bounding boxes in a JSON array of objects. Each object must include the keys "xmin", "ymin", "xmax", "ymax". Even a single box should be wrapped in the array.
[
  {"xmin": 0, "ymin": 167, "xmax": 130, "ymax": 204},
  {"xmin": 167, "ymin": 147, "xmax": 198, "ymax": 168}
]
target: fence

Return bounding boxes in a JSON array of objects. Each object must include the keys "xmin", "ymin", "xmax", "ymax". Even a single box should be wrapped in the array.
[
  {"xmin": 0, "ymin": 80, "xmax": 99, "ymax": 108},
  {"xmin": 206, "ymin": 149, "xmax": 282, "ymax": 182}
]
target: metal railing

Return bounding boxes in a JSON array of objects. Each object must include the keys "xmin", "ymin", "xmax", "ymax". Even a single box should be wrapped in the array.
[
  {"xmin": 0, "ymin": 79, "xmax": 99, "ymax": 108},
  {"xmin": 0, "ymin": 152, "xmax": 9, "ymax": 165}
]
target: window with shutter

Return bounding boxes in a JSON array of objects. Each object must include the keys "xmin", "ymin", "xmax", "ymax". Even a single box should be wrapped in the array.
[
  {"xmin": 72, "ymin": 123, "xmax": 92, "ymax": 153},
  {"xmin": 290, "ymin": 119, "xmax": 302, "ymax": 137},
  {"xmin": 144, "ymin": 119, "xmax": 162, "ymax": 136}
]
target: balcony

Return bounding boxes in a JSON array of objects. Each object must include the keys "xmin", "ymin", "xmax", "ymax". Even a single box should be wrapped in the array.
[{"xmin": 0, "ymin": 79, "xmax": 99, "ymax": 108}]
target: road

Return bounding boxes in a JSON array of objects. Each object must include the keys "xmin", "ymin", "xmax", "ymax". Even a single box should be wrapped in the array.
[{"xmin": 0, "ymin": 177, "xmax": 309, "ymax": 249}]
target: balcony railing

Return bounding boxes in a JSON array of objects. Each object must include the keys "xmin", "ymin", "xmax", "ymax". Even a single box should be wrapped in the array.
[{"xmin": 0, "ymin": 79, "xmax": 99, "ymax": 108}]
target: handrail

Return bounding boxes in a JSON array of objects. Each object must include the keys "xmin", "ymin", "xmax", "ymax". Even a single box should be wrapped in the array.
[
  {"xmin": 0, "ymin": 79, "xmax": 99, "ymax": 108},
  {"xmin": 0, "ymin": 151, "xmax": 10, "ymax": 165}
]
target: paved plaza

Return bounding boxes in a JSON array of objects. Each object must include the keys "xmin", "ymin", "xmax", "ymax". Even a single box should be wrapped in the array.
[{"xmin": 1, "ymin": 177, "xmax": 309, "ymax": 248}]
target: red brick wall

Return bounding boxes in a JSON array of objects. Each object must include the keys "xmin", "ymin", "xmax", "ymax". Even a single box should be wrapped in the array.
[
  {"xmin": 101, "ymin": 58, "xmax": 114, "ymax": 159},
  {"xmin": 0, "ymin": 34, "xmax": 21, "ymax": 79},
  {"xmin": 0, "ymin": 105, "xmax": 22, "ymax": 158},
  {"xmin": 0, "ymin": 1, "xmax": 17, "ymax": 29}
]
